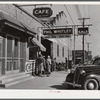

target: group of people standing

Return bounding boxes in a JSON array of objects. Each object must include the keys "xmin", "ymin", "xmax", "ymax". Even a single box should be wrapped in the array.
[{"xmin": 35, "ymin": 54, "xmax": 56, "ymax": 77}]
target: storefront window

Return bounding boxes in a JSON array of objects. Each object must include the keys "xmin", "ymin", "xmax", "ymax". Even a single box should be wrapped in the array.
[
  {"xmin": 0, "ymin": 36, "xmax": 3, "ymax": 57},
  {"xmin": 14, "ymin": 38, "xmax": 19, "ymax": 58},
  {"xmin": 0, "ymin": 36, "xmax": 4, "ymax": 75},
  {"xmin": 62, "ymin": 47, "xmax": 64, "ymax": 57},
  {"xmin": 57, "ymin": 44, "xmax": 59, "ymax": 57},
  {"xmin": 20, "ymin": 39, "xmax": 26, "ymax": 71},
  {"xmin": 20, "ymin": 41, "xmax": 26, "ymax": 58},
  {"xmin": 7, "ymin": 36, "xmax": 12, "ymax": 57}
]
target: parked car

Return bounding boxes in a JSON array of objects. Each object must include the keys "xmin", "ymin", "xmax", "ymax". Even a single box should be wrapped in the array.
[{"xmin": 64, "ymin": 58, "xmax": 100, "ymax": 90}]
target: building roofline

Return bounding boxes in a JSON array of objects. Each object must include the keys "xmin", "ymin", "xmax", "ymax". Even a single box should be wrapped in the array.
[{"xmin": 13, "ymin": 4, "xmax": 46, "ymax": 27}]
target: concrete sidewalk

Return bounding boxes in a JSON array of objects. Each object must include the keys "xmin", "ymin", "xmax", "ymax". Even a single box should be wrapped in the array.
[{"xmin": 5, "ymin": 71, "xmax": 69, "ymax": 90}]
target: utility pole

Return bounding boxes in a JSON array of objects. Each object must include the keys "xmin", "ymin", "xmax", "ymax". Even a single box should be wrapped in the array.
[
  {"xmin": 73, "ymin": 26, "xmax": 76, "ymax": 65},
  {"xmin": 78, "ymin": 17, "xmax": 90, "ymax": 64},
  {"xmin": 42, "ymin": 24, "xmax": 92, "ymax": 66},
  {"xmin": 86, "ymin": 42, "xmax": 91, "ymax": 63},
  {"xmin": 86, "ymin": 42, "xmax": 91, "ymax": 53}
]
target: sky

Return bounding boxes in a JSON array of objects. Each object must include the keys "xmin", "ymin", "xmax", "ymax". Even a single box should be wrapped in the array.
[
  {"xmin": 21, "ymin": 4, "xmax": 100, "ymax": 58},
  {"xmin": 79, "ymin": 5, "xmax": 100, "ymax": 57}
]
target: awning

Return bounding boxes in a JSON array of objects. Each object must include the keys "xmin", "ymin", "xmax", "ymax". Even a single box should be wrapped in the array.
[
  {"xmin": 47, "ymin": 38, "xmax": 57, "ymax": 43},
  {"xmin": 0, "ymin": 11, "xmax": 36, "ymax": 37},
  {"xmin": 48, "ymin": 38, "xmax": 67, "ymax": 46},
  {"xmin": 20, "ymin": 22, "xmax": 37, "ymax": 36},
  {"xmin": 31, "ymin": 38, "xmax": 46, "ymax": 52}
]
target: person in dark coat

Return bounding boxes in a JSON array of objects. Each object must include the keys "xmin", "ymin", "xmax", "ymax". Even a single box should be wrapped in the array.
[
  {"xmin": 42, "ymin": 56, "xmax": 46, "ymax": 75},
  {"xmin": 46, "ymin": 59, "xmax": 51, "ymax": 77},
  {"xmin": 52, "ymin": 58, "xmax": 56, "ymax": 71},
  {"xmin": 36, "ymin": 54, "xmax": 44, "ymax": 76}
]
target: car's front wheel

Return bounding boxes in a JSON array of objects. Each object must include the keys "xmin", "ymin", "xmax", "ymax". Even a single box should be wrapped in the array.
[{"xmin": 83, "ymin": 78, "xmax": 99, "ymax": 90}]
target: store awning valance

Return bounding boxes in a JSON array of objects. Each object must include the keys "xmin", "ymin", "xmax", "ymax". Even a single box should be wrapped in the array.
[
  {"xmin": 0, "ymin": 11, "xmax": 36, "ymax": 37},
  {"xmin": 31, "ymin": 38, "xmax": 46, "ymax": 52},
  {"xmin": 47, "ymin": 38, "xmax": 57, "ymax": 43}
]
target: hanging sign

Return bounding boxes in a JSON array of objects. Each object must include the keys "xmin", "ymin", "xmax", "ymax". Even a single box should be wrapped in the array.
[
  {"xmin": 33, "ymin": 7, "xmax": 53, "ymax": 18},
  {"xmin": 43, "ymin": 28, "xmax": 73, "ymax": 38},
  {"xmin": 78, "ymin": 27, "xmax": 89, "ymax": 35},
  {"xmin": 43, "ymin": 28, "xmax": 73, "ymax": 35}
]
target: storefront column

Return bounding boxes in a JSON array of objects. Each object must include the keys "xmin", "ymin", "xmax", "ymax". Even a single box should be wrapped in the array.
[
  {"xmin": 4, "ymin": 37, "xmax": 7, "ymax": 75},
  {"xmin": 19, "ymin": 41, "xmax": 21, "ymax": 72}
]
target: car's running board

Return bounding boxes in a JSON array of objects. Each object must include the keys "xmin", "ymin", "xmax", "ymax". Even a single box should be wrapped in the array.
[{"xmin": 64, "ymin": 82, "xmax": 82, "ymax": 87}]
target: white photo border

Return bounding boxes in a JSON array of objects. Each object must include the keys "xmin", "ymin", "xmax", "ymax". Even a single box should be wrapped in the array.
[{"xmin": 0, "ymin": 1, "xmax": 100, "ymax": 99}]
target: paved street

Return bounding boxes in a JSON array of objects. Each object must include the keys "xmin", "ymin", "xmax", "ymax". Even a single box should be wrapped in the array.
[{"xmin": 6, "ymin": 71, "xmax": 69, "ymax": 90}]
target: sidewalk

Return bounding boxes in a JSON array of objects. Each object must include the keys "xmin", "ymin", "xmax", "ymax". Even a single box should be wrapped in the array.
[{"xmin": 6, "ymin": 71, "xmax": 69, "ymax": 89}]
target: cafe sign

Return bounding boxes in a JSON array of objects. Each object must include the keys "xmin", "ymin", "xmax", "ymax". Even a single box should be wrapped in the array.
[{"xmin": 33, "ymin": 7, "xmax": 53, "ymax": 18}]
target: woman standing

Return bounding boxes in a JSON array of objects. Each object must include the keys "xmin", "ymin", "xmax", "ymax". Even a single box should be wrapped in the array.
[{"xmin": 46, "ymin": 56, "xmax": 51, "ymax": 77}]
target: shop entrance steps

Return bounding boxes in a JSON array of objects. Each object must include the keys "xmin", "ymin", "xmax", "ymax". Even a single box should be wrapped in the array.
[{"xmin": 0, "ymin": 72, "xmax": 34, "ymax": 88}]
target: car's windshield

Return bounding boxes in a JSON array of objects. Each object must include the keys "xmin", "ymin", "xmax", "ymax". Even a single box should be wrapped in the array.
[{"xmin": 92, "ymin": 58, "xmax": 100, "ymax": 65}]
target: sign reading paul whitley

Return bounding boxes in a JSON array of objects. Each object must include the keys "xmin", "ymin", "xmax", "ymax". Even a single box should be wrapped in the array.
[
  {"xmin": 43, "ymin": 28, "xmax": 73, "ymax": 38},
  {"xmin": 33, "ymin": 7, "xmax": 53, "ymax": 18}
]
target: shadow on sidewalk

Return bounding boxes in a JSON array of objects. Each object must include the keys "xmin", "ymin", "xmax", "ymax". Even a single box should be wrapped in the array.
[
  {"xmin": 50, "ymin": 84, "xmax": 67, "ymax": 90},
  {"xmin": 50, "ymin": 83, "xmax": 82, "ymax": 90}
]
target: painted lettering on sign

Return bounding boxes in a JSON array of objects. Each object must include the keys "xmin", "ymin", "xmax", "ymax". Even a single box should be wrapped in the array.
[
  {"xmin": 43, "ymin": 28, "xmax": 73, "ymax": 35},
  {"xmin": 33, "ymin": 7, "xmax": 53, "ymax": 18},
  {"xmin": 78, "ymin": 27, "xmax": 89, "ymax": 35},
  {"xmin": 25, "ymin": 60, "xmax": 35, "ymax": 73}
]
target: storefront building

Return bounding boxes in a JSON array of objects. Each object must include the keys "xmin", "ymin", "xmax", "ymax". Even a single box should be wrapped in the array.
[
  {"xmin": 0, "ymin": 11, "xmax": 35, "ymax": 76},
  {"xmin": 0, "ymin": 4, "xmax": 45, "ymax": 77},
  {"xmin": 72, "ymin": 50, "xmax": 88, "ymax": 64},
  {"xmin": 41, "ymin": 38, "xmax": 72, "ymax": 63}
]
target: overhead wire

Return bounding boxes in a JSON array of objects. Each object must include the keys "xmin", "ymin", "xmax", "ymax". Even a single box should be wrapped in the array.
[
  {"xmin": 64, "ymin": 5, "xmax": 78, "ymax": 51},
  {"xmin": 88, "ymin": 5, "xmax": 100, "ymax": 33},
  {"xmin": 56, "ymin": 5, "xmax": 74, "ymax": 48},
  {"xmin": 64, "ymin": 5, "xmax": 75, "ymax": 25},
  {"xmin": 74, "ymin": 5, "xmax": 82, "ymax": 24}
]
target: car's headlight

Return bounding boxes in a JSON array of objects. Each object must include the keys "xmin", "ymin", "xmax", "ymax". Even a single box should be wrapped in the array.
[{"xmin": 80, "ymin": 70, "xmax": 86, "ymax": 74}]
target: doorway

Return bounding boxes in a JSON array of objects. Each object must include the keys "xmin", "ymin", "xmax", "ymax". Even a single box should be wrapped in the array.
[{"xmin": 6, "ymin": 35, "xmax": 19, "ymax": 74}]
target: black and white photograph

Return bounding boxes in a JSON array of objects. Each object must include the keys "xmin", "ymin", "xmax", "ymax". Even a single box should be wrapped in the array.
[{"xmin": 1, "ymin": 2, "xmax": 100, "ymax": 98}]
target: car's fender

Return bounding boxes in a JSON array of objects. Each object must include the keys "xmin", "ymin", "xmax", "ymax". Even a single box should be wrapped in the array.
[
  {"xmin": 65, "ymin": 73, "xmax": 74, "ymax": 82},
  {"xmin": 81, "ymin": 74, "xmax": 100, "ymax": 86}
]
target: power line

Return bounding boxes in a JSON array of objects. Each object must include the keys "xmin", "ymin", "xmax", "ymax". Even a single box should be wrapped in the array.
[
  {"xmin": 64, "ymin": 5, "xmax": 75, "ymax": 25},
  {"xmin": 13, "ymin": 4, "xmax": 45, "ymax": 27},
  {"xmin": 74, "ymin": 5, "xmax": 82, "ymax": 24},
  {"xmin": 83, "ymin": 5, "xmax": 86, "ymax": 18},
  {"xmin": 88, "ymin": 5, "xmax": 100, "ymax": 34},
  {"xmin": 19, "ymin": 4, "xmax": 52, "ymax": 7}
]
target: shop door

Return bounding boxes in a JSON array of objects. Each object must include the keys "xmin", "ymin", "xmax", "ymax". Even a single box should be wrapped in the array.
[
  {"xmin": 13, "ymin": 38, "xmax": 19, "ymax": 73},
  {"xmin": 6, "ymin": 36, "xmax": 19, "ymax": 74}
]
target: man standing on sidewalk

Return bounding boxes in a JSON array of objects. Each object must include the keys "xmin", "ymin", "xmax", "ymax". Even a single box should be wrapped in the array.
[
  {"xmin": 36, "ymin": 54, "xmax": 44, "ymax": 76},
  {"xmin": 65, "ymin": 58, "xmax": 68, "ymax": 71}
]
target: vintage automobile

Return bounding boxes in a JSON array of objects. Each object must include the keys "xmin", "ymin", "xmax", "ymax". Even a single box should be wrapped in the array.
[{"xmin": 64, "ymin": 58, "xmax": 100, "ymax": 90}]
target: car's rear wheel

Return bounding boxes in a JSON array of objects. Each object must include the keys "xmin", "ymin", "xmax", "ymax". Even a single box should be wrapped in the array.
[{"xmin": 83, "ymin": 78, "xmax": 99, "ymax": 90}]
